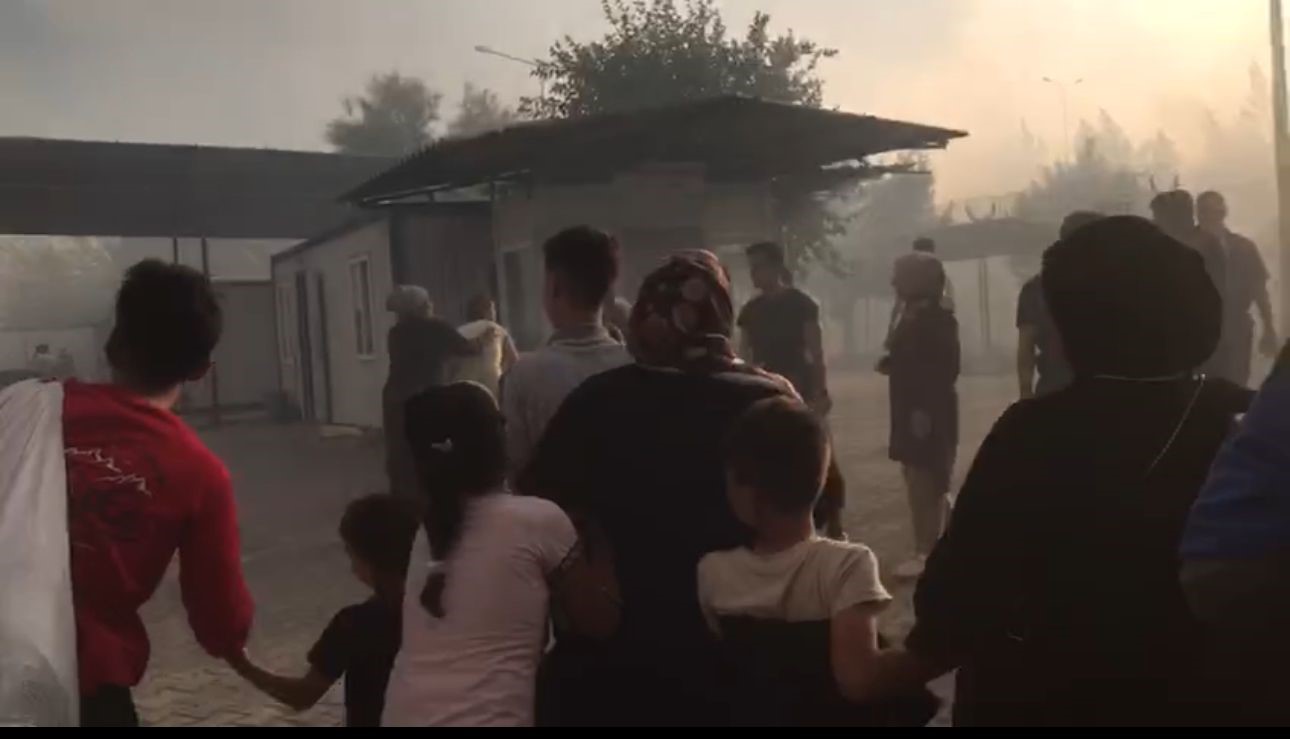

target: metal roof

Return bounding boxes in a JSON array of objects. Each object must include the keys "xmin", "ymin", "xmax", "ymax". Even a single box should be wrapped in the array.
[
  {"xmin": 347, "ymin": 96, "xmax": 967, "ymax": 205},
  {"xmin": 0, "ymin": 137, "xmax": 391, "ymax": 238}
]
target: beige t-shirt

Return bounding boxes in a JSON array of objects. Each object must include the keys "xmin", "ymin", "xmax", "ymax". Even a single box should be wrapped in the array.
[{"xmin": 697, "ymin": 537, "xmax": 890, "ymax": 633}]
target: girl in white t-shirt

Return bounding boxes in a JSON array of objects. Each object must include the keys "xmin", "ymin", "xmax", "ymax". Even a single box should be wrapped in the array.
[
  {"xmin": 698, "ymin": 398, "xmax": 934, "ymax": 726},
  {"xmin": 382, "ymin": 382, "xmax": 616, "ymax": 727}
]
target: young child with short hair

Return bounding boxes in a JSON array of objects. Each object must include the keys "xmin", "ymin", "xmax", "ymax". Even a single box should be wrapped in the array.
[
  {"xmin": 698, "ymin": 397, "xmax": 933, "ymax": 726},
  {"xmin": 228, "ymin": 493, "xmax": 418, "ymax": 726}
]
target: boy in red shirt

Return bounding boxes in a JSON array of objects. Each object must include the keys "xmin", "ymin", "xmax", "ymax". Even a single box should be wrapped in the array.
[{"xmin": 65, "ymin": 260, "xmax": 253, "ymax": 726}]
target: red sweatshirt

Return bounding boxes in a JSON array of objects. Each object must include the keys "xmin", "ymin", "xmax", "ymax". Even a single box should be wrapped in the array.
[{"xmin": 62, "ymin": 381, "xmax": 253, "ymax": 692}]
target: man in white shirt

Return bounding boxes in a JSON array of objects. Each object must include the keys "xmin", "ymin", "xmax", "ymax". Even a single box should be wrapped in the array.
[{"xmin": 502, "ymin": 226, "xmax": 631, "ymax": 474}]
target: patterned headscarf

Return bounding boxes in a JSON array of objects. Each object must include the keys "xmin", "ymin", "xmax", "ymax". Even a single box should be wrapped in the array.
[{"xmin": 628, "ymin": 250, "xmax": 740, "ymax": 372}]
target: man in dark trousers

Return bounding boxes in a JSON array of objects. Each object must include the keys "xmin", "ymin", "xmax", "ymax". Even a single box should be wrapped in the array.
[{"xmin": 738, "ymin": 242, "xmax": 831, "ymax": 414}]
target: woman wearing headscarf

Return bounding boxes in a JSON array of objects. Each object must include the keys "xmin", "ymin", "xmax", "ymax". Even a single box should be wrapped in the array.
[
  {"xmin": 880, "ymin": 252, "xmax": 959, "ymax": 579},
  {"xmin": 880, "ymin": 216, "xmax": 1251, "ymax": 725},
  {"xmin": 383, "ymin": 286, "xmax": 492, "ymax": 499},
  {"xmin": 519, "ymin": 251, "xmax": 843, "ymax": 726}
]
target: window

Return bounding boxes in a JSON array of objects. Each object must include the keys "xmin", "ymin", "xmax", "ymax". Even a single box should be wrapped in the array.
[{"xmin": 348, "ymin": 257, "xmax": 375, "ymax": 357}]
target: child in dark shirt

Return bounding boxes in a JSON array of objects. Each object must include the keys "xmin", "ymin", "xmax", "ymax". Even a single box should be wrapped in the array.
[{"xmin": 228, "ymin": 493, "xmax": 418, "ymax": 726}]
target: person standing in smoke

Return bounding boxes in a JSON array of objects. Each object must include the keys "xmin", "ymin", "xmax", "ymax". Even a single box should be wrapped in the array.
[
  {"xmin": 1015, "ymin": 211, "xmax": 1103, "ymax": 399},
  {"xmin": 884, "ymin": 217, "xmax": 1250, "ymax": 725},
  {"xmin": 1197, "ymin": 190, "xmax": 1277, "ymax": 386},
  {"xmin": 738, "ymin": 242, "xmax": 831, "ymax": 414},
  {"xmin": 882, "ymin": 252, "xmax": 960, "ymax": 580},
  {"xmin": 1152, "ymin": 190, "xmax": 1228, "ymax": 374}
]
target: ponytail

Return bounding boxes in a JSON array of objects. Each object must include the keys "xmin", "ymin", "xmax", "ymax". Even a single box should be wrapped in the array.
[
  {"xmin": 403, "ymin": 383, "xmax": 508, "ymax": 619},
  {"xmin": 420, "ymin": 445, "xmax": 467, "ymax": 617}
]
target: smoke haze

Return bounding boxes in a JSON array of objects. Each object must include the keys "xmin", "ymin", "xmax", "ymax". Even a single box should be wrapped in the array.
[{"xmin": 0, "ymin": 0, "xmax": 1276, "ymax": 221}]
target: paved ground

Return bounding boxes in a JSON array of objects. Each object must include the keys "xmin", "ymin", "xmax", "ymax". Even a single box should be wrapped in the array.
[{"xmin": 133, "ymin": 370, "xmax": 1016, "ymax": 726}]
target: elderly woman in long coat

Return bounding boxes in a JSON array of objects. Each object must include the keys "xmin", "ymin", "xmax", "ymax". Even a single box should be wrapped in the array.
[{"xmin": 383, "ymin": 286, "xmax": 485, "ymax": 498}]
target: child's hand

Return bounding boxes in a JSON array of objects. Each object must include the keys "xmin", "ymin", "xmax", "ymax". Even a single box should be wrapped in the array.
[{"xmin": 224, "ymin": 648, "xmax": 256, "ymax": 677}]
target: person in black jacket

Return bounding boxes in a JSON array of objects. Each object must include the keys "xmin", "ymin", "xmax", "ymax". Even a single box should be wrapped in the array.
[
  {"xmin": 882, "ymin": 252, "xmax": 959, "ymax": 579},
  {"xmin": 886, "ymin": 216, "xmax": 1252, "ymax": 725}
]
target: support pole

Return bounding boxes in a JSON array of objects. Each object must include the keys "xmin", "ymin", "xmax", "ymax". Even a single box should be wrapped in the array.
[
  {"xmin": 201, "ymin": 236, "xmax": 221, "ymax": 427},
  {"xmin": 1272, "ymin": 0, "xmax": 1290, "ymax": 330}
]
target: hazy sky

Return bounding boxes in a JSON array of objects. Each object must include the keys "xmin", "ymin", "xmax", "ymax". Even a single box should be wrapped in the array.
[{"xmin": 0, "ymin": 0, "xmax": 1274, "ymax": 200}]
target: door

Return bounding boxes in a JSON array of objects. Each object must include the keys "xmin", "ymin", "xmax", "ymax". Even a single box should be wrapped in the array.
[
  {"xmin": 315, "ymin": 273, "xmax": 333, "ymax": 424},
  {"xmin": 294, "ymin": 271, "xmax": 316, "ymax": 421}
]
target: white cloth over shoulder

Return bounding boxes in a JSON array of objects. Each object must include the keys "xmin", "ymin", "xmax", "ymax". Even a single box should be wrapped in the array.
[
  {"xmin": 0, "ymin": 380, "xmax": 77, "ymax": 726},
  {"xmin": 453, "ymin": 320, "xmax": 507, "ymax": 398}
]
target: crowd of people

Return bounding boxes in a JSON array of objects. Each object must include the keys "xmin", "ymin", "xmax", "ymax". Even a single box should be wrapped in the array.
[{"xmin": 4, "ymin": 186, "xmax": 1290, "ymax": 726}]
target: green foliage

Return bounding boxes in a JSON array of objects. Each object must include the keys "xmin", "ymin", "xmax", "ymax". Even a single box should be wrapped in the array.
[
  {"xmin": 525, "ymin": 0, "xmax": 843, "ymax": 268},
  {"xmin": 325, "ymin": 72, "xmax": 441, "ymax": 156},
  {"xmin": 524, "ymin": 0, "xmax": 835, "ymax": 119},
  {"xmin": 447, "ymin": 83, "xmax": 518, "ymax": 139}
]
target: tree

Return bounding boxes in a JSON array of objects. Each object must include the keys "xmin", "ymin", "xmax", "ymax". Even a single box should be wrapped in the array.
[
  {"xmin": 325, "ymin": 72, "xmax": 441, "ymax": 156},
  {"xmin": 525, "ymin": 0, "xmax": 844, "ymax": 268},
  {"xmin": 447, "ymin": 83, "xmax": 518, "ymax": 139},
  {"xmin": 813, "ymin": 157, "xmax": 938, "ymax": 356},
  {"xmin": 525, "ymin": 0, "xmax": 834, "ymax": 119},
  {"xmin": 1007, "ymin": 113, "xmax": 1161, "ymax": 279}
]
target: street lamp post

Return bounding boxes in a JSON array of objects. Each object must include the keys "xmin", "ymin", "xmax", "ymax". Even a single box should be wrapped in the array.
[
  {"xmin": 474, "ymin": 45, "xmax": 546, "ymax": 102},
  {"xmin": 1271, "ymin": 0, "xmax": 1290, "ymax": 333},
  {"xmin": 1042, "ymin": 76, "xmax": 1083, "ymax": 162}
]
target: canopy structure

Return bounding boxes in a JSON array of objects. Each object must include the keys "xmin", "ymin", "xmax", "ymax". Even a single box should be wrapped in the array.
[
  {"xmin": 0, "ymin": 137, "xmax": 389, "ymax": 238},
  {"xmin": 348, "ymin": 96, "xmax": 967, "ymax": 205}
]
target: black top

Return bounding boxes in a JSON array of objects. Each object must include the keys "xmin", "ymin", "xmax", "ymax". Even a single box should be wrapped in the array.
[
  {"xmin": 887, "ymin": 302, "xmax": 960, "ymax": 486},
  {"xmin": 1015, "ymin": 275, "xmax": 1072, "ymax": 397},
  {"xmin": 720, "ymin": 616, "xmax": 937, "ymax": 727},
  {"xmin": 386, "ymin": 316, "xmax": 472, "ymax": 394},
  {"xmin": 1221, "ymin": 230, "xmax": 1270, "ymax": 323},
  {"xmin": 521, "ymin": 364, "xmax": 793, "ymax": 725},
  {"xmin": 307, "ymin": 596, "xmax": 401, "ymax": 727},
  {"xmin": 907, "ymin": 377, "xmax": 1251, "ymax": 726},
  {"xmin": 737, "ymin": 288, "xmax": 820, "ymax": 399}
]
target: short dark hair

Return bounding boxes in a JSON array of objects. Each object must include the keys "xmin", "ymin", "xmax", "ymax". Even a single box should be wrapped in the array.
[
  {"xmin": 1150, "ymin": 189, "xmax": 1195, "ymax": 222},
  {"xmin": 543, "ymin": 226, "xmax": 620, "ymax": 310},
  {"xmin": 912, "ymin": 237, "xmax": 936, "ymax": 253},
  {"xmin": 1059, "ymin": 210, "xmax": 1105, "ymax": 240},
  {"xmin": 1197, "ymin": 190, "xmax": 1225, "ymax": 208},
  {"xmin": 105, "ymin": 260, "xmax": 222, "ymax": 393},
  {"xmin": 746, "ymin": 241, "xmax": 787, "ymax": 267},
  {"xmin": 725, "ymin": 397, "xmax": 831, "ymax": 515},
  {"xmin": 339, "ymin": 493, "xmax": 420, "ymax": 576}
]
